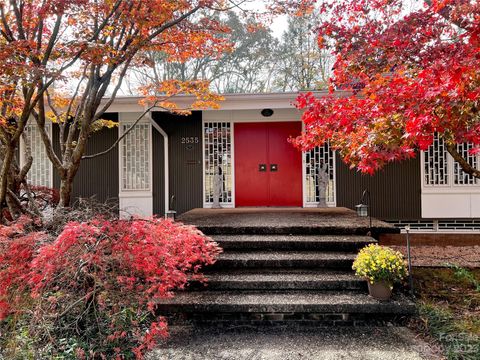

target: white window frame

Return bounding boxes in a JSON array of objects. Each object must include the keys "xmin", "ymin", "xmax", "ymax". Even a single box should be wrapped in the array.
[
  {"xmin": 302, "ymin": 143, "xmax": 337, "ymax": 208},
  {"xmin": 421, "ymin": 144, "xmax": 480, "ymax": 193},
  {"xmin": 118, "ymin": 112, "xmax": 153, "ymax": 218},
  {"xmin": 421, "ymin": 136, "xmax": 480, "ymax": 218}
]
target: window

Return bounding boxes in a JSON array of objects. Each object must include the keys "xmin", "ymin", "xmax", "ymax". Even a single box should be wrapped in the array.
[
  {"xmin": 23, "ymin": 124, "xmax": 52, "ymax": 187},
  {"xmin": 423, "ymin": 133, "xmax": 479, "ymax": 187},
  {"xmin": 423, "ymin": 133, "xmax": 449, "ymax": 186},
  {"xmin": 121, "ymin": 123, "xmax": 151, "ymax": 191},
  {"xmin": 203, "ymin": 122, "xmax": 232, "ymax": 204},
  {"xmin": 454, "ymin": 142, "xmax": 479, "ymax": 185},
  {"xmin": 304, "ymin": 142, "xmax": 336, "ymax": 205}
]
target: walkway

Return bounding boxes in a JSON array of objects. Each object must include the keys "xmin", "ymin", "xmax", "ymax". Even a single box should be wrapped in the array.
[{"xmin": 152, "ymin": 326, "xmax": 439, "ymax": 360}]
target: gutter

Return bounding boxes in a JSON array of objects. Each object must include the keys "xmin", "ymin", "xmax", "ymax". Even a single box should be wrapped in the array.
[{"xmin": 147, "ymin": 112, "xmax": 170, "ymax": 216}]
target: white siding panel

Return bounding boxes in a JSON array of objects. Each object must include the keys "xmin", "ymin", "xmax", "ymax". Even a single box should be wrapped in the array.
[
  {"xmin": 471, "ymin": 194, "xmax": 480, "ymax": 217},
  {"xmin": 422, "ymin": 193, "xmax": 471, "ymax": 218}
]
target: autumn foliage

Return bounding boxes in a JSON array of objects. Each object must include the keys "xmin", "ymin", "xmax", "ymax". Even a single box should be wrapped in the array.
[
  {"xmin": 0, "ymin": 216, "xmax": 221, "ymax": 358},
  {"xmin": 293, "ymin": 0, "xmax": 480, "ymax": 175}
]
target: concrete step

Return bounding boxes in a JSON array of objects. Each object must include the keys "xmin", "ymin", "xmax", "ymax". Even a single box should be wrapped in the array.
[
  {"xmin": 212, "ymin": 234, "xmax": 376, "ymax": 251},
  {"xmin": 156, "ymin": 290, "xmax": 416, "ymax": 321},
  {"xmin": 212, "ymin": 251, "xmax": 356, "ymax": 269},
  {"xmin": 178, "ymin": 208, "xmax": 399, "ymax": 238},
  {"xmin": 198, "ymin": 225, "xmax": 377, "ymax": 236},
  {"xmin": 196, "ymin": 269, "xmax": 366, "ymax": 291}
]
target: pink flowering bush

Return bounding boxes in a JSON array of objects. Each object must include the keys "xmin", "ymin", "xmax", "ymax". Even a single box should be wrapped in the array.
[{"xmin": 0, "ymin": 216, "xmax": 221, "ymax": 359}]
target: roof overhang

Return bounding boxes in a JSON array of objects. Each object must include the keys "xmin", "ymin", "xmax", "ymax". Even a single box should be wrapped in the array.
[{"xmin": 103, "ymin": 90, "xmax": 351, "ymax": 113}]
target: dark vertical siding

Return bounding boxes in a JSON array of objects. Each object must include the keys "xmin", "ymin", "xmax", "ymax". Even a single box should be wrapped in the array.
[
  {"xmin": 52, "ymin": 113, "xmax": 119, "ymax": 204},
  {"xmin": 52, "ymin": 125, "xmax": 60, "ymax": 189},
  {"xmin": 152, "ymin": 127, "xmax": 165, "ymax": 216},
  {"xmin": 335, "ymin": 154, "xmax": 422, "ymax": 220},
  {"xmin": 152, "ymin": 111, "xmax": 203, "ymax": 215}
]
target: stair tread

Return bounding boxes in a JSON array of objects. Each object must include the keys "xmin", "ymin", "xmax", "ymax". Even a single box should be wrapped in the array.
[
  {"xmin": 156, "ymin": 290, "xmax": 415, "ymax": 314},
  {"xmin": 212, "ymin": 235, "xmax": 375, "ymax": 243},
  {"xmin": 205, "ymin": 270, "xmax": 361, "ymax": 283},
  {"xmin": 219, "ymin": 251, "xmax": 357, "ymax": 261}
]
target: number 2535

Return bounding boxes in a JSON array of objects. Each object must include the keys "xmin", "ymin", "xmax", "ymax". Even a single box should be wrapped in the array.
[{"xmin": 181, "ymin": 137, "xmax": 199, "ymax": 144}]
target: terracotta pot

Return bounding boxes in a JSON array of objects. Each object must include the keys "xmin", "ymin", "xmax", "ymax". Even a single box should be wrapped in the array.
[{"xmin": 367, "ymin": 281, "xmax": 392, "ymax": 301}]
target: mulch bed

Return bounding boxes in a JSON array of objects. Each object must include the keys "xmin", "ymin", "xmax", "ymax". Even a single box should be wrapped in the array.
[{"xmin": 390, "ymin": 245, "xmax": 480, "ymax": 268}]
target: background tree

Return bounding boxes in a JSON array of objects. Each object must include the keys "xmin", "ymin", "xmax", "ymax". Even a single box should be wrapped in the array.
[
  {"xmin": 129, "ymin": 11, "xmax": 279, "ymax": 94},
  {"xmin": 293, "ymin": 0, "xmax": 480, "ymax": 176},
  {"xmin": 273, "ymin": 12, "xmax": 333, "ymax": 91}
]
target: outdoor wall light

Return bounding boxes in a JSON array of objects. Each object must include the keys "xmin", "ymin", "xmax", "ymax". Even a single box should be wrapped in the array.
[
  {"xmin": 355, "ymin": 203, "xmax": 369, "ymax": 217},
  {"xmin": 165, "ymin": 210, "xmax": 176, "ymax": 220},
  {"xmin": 356, "ymin": 189, "xmax": 372, "ymax": 229},
  {"xmin": 165, "ymin": 195, "xmax": 176, "ymax": 220},
  {"xmin": 261, "ymin": 108, "xmax": 274, "ymax": 117}
]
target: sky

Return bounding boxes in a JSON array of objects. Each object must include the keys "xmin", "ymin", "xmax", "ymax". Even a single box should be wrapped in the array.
[{"xmin": 270, "ymin": 14, "xmax": 288, "ymax": 39}]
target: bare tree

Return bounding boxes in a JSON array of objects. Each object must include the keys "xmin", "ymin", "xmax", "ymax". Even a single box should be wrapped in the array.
[
  {"xmin": 129, "ymin": 11, "xmax": 278, "ymax": 94},
  {"xmin": 272, "ymin": 13, "xmax": 333, "ymax": 91}
]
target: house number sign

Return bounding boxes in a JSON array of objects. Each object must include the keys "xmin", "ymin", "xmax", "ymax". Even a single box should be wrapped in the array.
[{"xmin": 181, "ymin": 136, "xmax": 199, "ymax": 144}]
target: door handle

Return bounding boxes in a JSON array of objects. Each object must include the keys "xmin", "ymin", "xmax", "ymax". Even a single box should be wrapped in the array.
[
  {"xmin": 258, "ymin": 164, "xmax": 267, "ymax": 172},
  {"xmin": 270, "ymin": 164, "xmax": 278, "ymax": 172}
]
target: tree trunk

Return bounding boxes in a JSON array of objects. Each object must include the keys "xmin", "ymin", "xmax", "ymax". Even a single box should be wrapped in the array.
[
  {"xmin": 0, "ymin": 145, "xmax": 15, "ymax": 221},
  {"xmin": 58, "ymin": 176, "xmax": 73, "ymax": 208},
  {"xmin": 57, "ymin": 163, "xmax": 81, "ymax": 208}
]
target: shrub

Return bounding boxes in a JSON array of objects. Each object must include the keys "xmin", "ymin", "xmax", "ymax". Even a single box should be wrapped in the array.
[
  {"xmin": 29, "ymin": 186, "xmax": 60, "ymax": 209},
  {"xmin": 352, "ymin": 244, "xmax": 408, "ymax": 286},
  {"xmin": 0, "ymin": 216, "xmax": 47, "ymax": 321},
  {"xmin": 0, "ymin": 216, "xmax": 221, "ymax": 359}
]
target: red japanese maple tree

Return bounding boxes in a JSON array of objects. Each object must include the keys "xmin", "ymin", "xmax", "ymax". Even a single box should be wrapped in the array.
[
  {"xmin": 0, "ymin": 216, "xmax": 221, "ymax": 358},
  {"xmin": 293, "ymin": 0, "xmax": 480, "ymax": 176}
]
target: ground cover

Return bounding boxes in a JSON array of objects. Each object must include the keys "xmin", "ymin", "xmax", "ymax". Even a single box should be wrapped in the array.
[{"xmin": 411, "ymin": 267, "xmax": 480, "ymax": 360}]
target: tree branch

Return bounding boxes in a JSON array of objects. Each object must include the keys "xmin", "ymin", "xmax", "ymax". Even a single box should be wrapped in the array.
[
  {"xmin": 446, "ymin": 143, "xmax": 480, "ymax": 179},
  {"xmin": 82, "ymin": 103, "xmax": 157, "ymax": 160}
]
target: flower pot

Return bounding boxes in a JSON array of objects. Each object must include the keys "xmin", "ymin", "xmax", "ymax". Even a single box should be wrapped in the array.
[{"xmin": 368, "ymin": 281, "xmax": 392, "ymax": 301}]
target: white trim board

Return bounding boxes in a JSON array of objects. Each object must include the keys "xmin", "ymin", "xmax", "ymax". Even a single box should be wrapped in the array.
[{"xmin": 103, "ymin": 91, "xmax": 351, "ymax": 113}]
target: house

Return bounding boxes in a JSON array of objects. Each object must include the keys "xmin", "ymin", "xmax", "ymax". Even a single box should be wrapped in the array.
[{"xmin": 22, "ymin": 91, "xmax": 480, "ymax": 233}]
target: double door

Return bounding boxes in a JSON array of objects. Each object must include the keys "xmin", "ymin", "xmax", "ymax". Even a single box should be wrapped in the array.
[{"xmin": 234, "ymin": 122, "xmax": 302, "ymax": 207}]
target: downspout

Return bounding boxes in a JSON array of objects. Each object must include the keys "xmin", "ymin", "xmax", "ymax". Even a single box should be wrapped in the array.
[{"xmin": 147, "ymin": 112, "xmax": 170, "ymax": 216}]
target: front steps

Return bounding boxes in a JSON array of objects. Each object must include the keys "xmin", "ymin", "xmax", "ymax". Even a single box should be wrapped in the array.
[
  {"xmin": 156, "ymin": 216, "xmax": 415, "ymax": 326},
  {"xmin": 202, "ymin": 269, "xmax": 366, "ymax": 291},
  {"xmin": 214, "ymin": 251, "xmax": 357, "ymax": 269},
  {"xmin": 216, "ymin": 234, "xmax": 374, "ymax": 251},
  {"xmin": 160, "ymin": 291, "xmax": 413, "ymax": 326}
]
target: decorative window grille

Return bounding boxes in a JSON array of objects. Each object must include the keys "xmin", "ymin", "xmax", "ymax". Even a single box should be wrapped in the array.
[
  {"xmin": 424, "ymin": 133, "xmax": 449, "ymax": 186},
  {"xmin": 388, "ymin": 219, "xmax": 480, "ymax": 232},
  {"xmin": 304, "ymin": 142, "xmax": 335, "ymax": 205},
  {"xmin": 121, "ymin": 123, "xmax": 150, "ymax": 191},
  {"xmin": 423, "ymin": 134, "xmax": 480, "ymax": 187},
  {"xmin": 23, "ymin": 124, "xmax": 52, "ymax": 187},
  {"xmin": 454, "ymin": 143, "xmax": 478, "ymax": 185},
  {"xmin": 204, "ymin": 122, "xmax": 232, "ymax": 204}
]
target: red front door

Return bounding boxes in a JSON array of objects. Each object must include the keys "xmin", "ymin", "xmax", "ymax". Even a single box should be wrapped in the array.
[{"xmin": 235, "ymin": 122, "xmax": 302, "ymax": 206}]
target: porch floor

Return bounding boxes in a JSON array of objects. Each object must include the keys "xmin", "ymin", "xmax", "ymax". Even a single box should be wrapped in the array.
[{"xmin": 177, "ymin": 207, "xmax": 398, "ymax": 236}]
